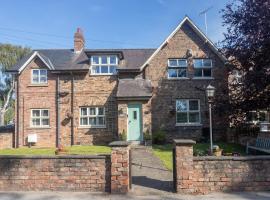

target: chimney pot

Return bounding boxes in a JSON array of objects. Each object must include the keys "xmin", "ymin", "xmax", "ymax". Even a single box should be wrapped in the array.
[{"xmin": 74, "ymin": 27, "xmax": 85, "ymax": 53}]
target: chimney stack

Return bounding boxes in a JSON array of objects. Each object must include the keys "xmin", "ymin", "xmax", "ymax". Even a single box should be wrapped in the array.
[{"xmin": 74, "ymin": 28, "xmax": 85, "ymax": 53}]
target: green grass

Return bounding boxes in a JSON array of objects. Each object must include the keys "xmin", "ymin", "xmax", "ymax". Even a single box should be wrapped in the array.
[
  {"xmin": 153, "ymin": 143, "xmax": 246, "ymax": 171},
  {"xmin": 0, "ymin": 145, "xmax": 111, "ymax": 155}
]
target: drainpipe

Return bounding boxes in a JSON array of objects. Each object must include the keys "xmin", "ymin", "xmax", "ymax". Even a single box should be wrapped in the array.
[
  {"xmin": 56, "ymin": 75, "xmax": 60, "ymax": 148},
  {"xmin": 15, "ymin": 75, "xmax": 19, "ymax": 148},
  {"xmin": 71, "ymin": 73, "xmax": 74, "ymax": 146}
]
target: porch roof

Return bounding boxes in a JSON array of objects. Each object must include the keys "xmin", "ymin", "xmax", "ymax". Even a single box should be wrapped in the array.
[{"xmin": 117, "ymin": 79, "xmax": 152, "ymax": 99}]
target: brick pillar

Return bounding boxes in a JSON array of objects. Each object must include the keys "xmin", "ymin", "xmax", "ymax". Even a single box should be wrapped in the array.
[
  {"xmin": 109, "ymin": 141, "xmax": 130, "ymax": 194},
  {"xmin": 174, "ymin": 139, "xmax": 196, "ymax": 194}
]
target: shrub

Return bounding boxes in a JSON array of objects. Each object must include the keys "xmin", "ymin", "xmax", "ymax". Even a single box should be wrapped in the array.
[
  {"xmin": 153, "ymin": 129, "xmax": 166, "ymax": 144},
  {"xmin": 119, "ymin": 130, "xmax": 127, "ymax": 141},
  {"xmin": 143, "ymin": 129, "xmax": 151, "ymax": 141}
]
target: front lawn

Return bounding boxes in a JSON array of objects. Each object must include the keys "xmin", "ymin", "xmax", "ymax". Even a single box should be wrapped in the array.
[
  {"xmin": 152, "ymin": 143, "xmax": 246, "ymax": 171},
  {"xmin": 0, "ymin": 145, "xmax": 111, "ymax": 155}
]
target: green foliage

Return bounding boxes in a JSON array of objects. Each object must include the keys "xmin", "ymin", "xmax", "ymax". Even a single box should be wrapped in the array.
[
  {"xmin": 143, "ymin": 129, "xmax": 151, "ymax": 141},
  {"xmin": 152, "ymin": 144, "xmax": 173, "ymax": 171},
  {"xmin": 4, "ymin": 106, "xmax": 14, "ymax": 125},
  {"xmin": 153, "ymin": 129, "xmax": 166, "ymax": 144},
  {"xmin": 119, "ymin": 129, "xmax": 127, "ymax": 141}
]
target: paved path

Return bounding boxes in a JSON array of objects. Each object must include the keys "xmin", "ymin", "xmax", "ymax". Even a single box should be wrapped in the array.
[
  {"xmin": 130, "ymin": 146, "xmax": 173, "ymax": 195},
  {"xmin": 0, "ymin": 191, "xmax": 270, "ymax": 200}
]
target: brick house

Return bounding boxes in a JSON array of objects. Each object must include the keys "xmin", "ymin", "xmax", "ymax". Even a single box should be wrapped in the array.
[{"xmin": 7, "ymin": 17, "xmax": 228, "ymax": 148}]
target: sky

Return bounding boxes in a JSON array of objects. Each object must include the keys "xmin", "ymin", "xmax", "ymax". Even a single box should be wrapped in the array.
[{"xmin": 0, "ymin": 0, "xmax": 232, "ymax": 50}]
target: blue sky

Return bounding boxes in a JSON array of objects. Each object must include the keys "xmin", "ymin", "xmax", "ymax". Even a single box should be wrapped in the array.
[{"xmin": 0, "ymin": 0, "xmax": 231, "ymax": 49}]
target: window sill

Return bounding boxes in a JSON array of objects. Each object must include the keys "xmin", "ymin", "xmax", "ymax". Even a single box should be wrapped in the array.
[
  {"xmin": 175, "ymin": 123, "xmax": 202, "ymax": 127},
  {"xmin": 28, "ymin": 84, "xmax": 48, "ymax": 87},
  {"xmin": 89, "ymin": 73, "xmax": 117, "ymax": 76},
  {"xmin": 192, "ymin": 77, "xmax": 214, "ymax": 80},
  {"xmin": 78, "ymin": 126, "xmax": 106, "ymax": 129},
  {"xmin": 28, "ymin": 126, "xmax": 51, "ymax": 129},
  {"xmin": 168, "ymin": 77, "xmax": 189, "ymax": 80}
]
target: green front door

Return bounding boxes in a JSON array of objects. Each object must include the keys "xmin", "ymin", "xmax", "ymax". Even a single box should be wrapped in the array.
[{"xmin": 127, "ymin": 103, "xmax": 142, "ymax": 141}]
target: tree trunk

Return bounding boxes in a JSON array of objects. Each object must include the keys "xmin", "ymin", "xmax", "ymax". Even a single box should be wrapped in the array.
[{"xmin": 0, "ymin": 111, "xmax": 4, "ymax": 126}]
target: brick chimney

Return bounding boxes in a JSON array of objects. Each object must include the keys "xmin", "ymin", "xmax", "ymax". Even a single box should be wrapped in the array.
[{"xmin": 74, "ymin": 28, "xmax": 85, "ymax": 53}]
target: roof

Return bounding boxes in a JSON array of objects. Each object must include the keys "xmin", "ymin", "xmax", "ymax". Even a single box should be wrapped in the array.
[
  {"xmin": 117, "ymin": 78, "xmax": 152, "ymax": 99},
  {"xmin": 140, "ymin": 16, "xmax": 226, "ymax": 71},
  {"xmin": 8, "ymin": 48, "xmax": 155, "ymax": 73}
]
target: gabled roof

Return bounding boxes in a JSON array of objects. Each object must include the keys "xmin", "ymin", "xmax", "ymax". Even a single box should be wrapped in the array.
[{"xmin": 140, "ymin": 16, "xmax": 226, "ymax": 71}]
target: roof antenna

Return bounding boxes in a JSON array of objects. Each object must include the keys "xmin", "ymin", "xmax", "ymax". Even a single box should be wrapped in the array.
[{"xmin": 199, "ymin": 6, "xmax": 213, "ymax": 36}]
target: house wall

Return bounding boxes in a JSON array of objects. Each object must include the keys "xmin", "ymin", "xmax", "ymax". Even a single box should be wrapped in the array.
[
  {"xmin": 118, "ymin": 100, "xmax": 152, "ymax": 138},
  {"xmin": 16, "ymin": 57, "xmax": 57, "ymax": 147},
  {"xmin": 144, "ymin": 23, "xmax": 228, "ymax": 141}
]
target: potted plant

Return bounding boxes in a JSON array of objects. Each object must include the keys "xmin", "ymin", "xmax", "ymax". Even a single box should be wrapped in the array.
[{"xmin": 144, "ymin": 130, "xmax": 152, "ymax": 146}]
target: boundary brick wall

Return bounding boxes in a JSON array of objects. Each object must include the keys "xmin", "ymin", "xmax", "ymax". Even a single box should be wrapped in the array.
[
  {"xmin": 0, "ymin": 126, "xmax": 14, "ymax": 149},
  {"xmin": 174, "ymin": 139, "xmax": 270, "ymax": 195}
]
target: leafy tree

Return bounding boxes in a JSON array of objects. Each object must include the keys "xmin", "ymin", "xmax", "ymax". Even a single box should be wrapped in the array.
[
  {"xmin": 0, "ymin": 44, "xmax": 30, "ymax": 126},
  {"xmin": 221, "ymin": 0, "xmax": 270, "ymax": 124}
]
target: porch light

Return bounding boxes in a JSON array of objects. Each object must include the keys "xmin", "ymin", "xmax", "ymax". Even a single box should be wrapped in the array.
[{"xmin": 206, "ymin": 84, "xmax": 216, "ymax": 99}]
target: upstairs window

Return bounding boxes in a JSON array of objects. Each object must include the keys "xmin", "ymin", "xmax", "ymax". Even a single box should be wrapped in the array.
[
  {"xmin": 168, "ymin": 59, "xmax": 187, "ymax": 78},
  {"xmin": 32, "ymin": 69, "xmax": 47, "ymax": 84},
  {"xmin": 194, "ymin": 59, "xmax": 212, "ymax": 78},
  {"xmin": 80, "ymin": 107, "xmax": 106, "ymax": 127},
  {"xmin": 91, "ymin": 55, "xmax": 118, "ymax": 75}
]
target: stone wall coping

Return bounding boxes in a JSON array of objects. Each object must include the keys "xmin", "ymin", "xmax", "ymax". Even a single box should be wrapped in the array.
[
  {"xmin": 173, "ymin": 139, "xmax": 196, "ymax": 145},
  {"xmin": 193, "ymin": 155, "xmax": 270, "ymax": 161},
  {"xmin": 0, "ymin": 154, "xmax": 110, "ymax": 159},
  {"xmin": 109, "ymin": 141, "xmax": 129, "ymax": 147}
]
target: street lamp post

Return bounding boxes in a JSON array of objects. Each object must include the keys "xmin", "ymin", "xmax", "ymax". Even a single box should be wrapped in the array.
[{"xmin": 206, "ymin": 84, "xmax": 216, "ymax": 155}]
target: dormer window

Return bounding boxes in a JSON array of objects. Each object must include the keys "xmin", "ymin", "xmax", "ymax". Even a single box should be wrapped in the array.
[
  {"xmin": 32, "ymin": 69, "xmax": 47, "ymax": 84},
  {"xmin": 168, "ymin": 59, "xmax": 187, "ymax": 78},
  {"xmin": 90, "ymin": 55, "xmax": 118, "ymax": 75},
  {"xmin": 194, "ymin": 59, "xmax": 212, "ymax": 78}
]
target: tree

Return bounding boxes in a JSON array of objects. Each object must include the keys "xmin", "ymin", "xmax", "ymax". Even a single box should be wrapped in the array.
[
  {"xmin": 221, "ymin": 0, "xmax": 270, "ymax": 124},
  {"xmin": 0, "ymin": 44, "xmax": 30, "ymax": 126}
]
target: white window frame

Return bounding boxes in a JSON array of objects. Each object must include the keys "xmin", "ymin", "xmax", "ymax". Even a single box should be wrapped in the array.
[
  {"xmin": 79, "ymin": 107, "xmax": 106, "ymax": 128},
  {"xmin": 167, "ymin": 59, "xmax": 188, "ymax": 79},
  {"xmin": 193, "ymin": 59, "xmax": 213, "ymax": 78},
  {"xmin": 246, "ymin": 110, "xmax": 270, "ymax": 124},
  {"xmin": 31, "ymin": 69, "xmax": 48, "ymax": 84},
  {"xmin": 30, "ymin": 109, "xmax": 50, "ymax": 128},
  {"xmin": 176, "ymin": 99, "xmax": 201, "ymax": 125},
  {"xmin": 90, "ymin": 55, "xmax": 118, "ymax": 75}
]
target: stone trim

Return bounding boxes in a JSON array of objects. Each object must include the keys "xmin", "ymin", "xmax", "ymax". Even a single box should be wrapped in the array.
[
  {"xmin": 109, "ymin": 141, "xmax": 129, "ymax": 147},
  {"xmin": 0, "ymin": 155, "xmax": 110, "ymax": 159},
  {"xmin": 194, "ymin": 155, "xmax": 270, "ymax": 161},
  {"xmin": 174, "ymin": 139, "xmax": 196, "ymax": 145}
]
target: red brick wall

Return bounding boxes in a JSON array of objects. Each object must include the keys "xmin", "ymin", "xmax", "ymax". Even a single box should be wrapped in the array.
[{"xmin": 0, "ymin": 155, "xmax": 111, "ymax": 192}]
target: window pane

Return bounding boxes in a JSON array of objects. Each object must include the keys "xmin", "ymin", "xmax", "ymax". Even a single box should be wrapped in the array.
[
  {"xmin": 42, "ymin": 119, "xmax": 49, "ymax": 126},
  {"xmin": 98, "ymin": 117, "xmax": 105, "ymax": 125},
  {"xmin": 101, "ymin": 56, "xmax": 107, "ymax": 64},
  {"xmin": 178, "ymin": 59, "xmax": 187, "ymax": 67},
  {"xmin": 176, "ymin": 100, "xmax": 187, "ymax": 112},
  {"xmin": 109, "ymin": 66, "xmax": 117, "ymax": 74},
  {"xmin": 101, "ymin": 66, "xmax": 109, "ymax": 73},
  {"xmin": 189, "ymin": 100, "xmax": 199, "ymax": 111},
  {"xmin": 42, "ymin": 110, "xmax": 49, "ymax": 117},
  {"xmin": 89, "ymin": 108, "xmax": 96, "ymax": 115},
  {"xmin": 168, "ymin": 59, "xmax": 178, "ymax": 67},
  {"xmin": 203, "ymin": 69, "xmax": 212, "ymax": 77},
  {"xmin": 194, "ymin": 59, "xmax": 203, "ymax": 68},
  {"xmin": 110, "ymin": 56, "xmax": 117, "ymax": 64},
  {"xmin": 194, "ymin": 69, "xmax": 202, "ymax": 77},
  {"xmin": 32, "ymin": 119, "xmax": 40, "ymax": 126},
  {"xmin": 203, "ymin": 59, "xmax": 212, "ymax": 67},
  {"xmin": 92, "ymin": 56, "xmax": 99, "ymax": 64},
  {"xmin": 89, "ymin": 117, "xmax": 96, "ymax": 125},
  {"xmin": 168, "ymin": 69, "xmax": 177, "ymax": 78},
  {"xmin": 40, "ymin": 76, "xmax": 47, "ymax": 83},
  {"xmin": 189, "ymin": 112, "xmax": 200, "ymax": 123},
  {"xmin": 81, "ymin": 108, "xmax": 87, "ymax": 116},
  {"xmin": 92, "ymin": 66, "xmax": 100, "ymax": 74},
  {"xmin": 32, "ymin": 110, "xmax": 40, "ymax": 117},
  {"xmin": 80, "ymin": 117, "xmax": 88, "ymax": 125},
  {"xmin": 259, "ymin": 111, "xmax": 267, "ymax": 122},
  {"xmin": 177, "ymin": 113, "xmax": 188, "ymax": 123},
  {"xmin": 32, "ymin": 70, "xmax": 39, "ymax": 83},
  {"xmin": 178, "ymin": 69, "xmax": 187, "ymax": 77},
  {"xmin": 98, "ymin": 107, "xmax": 104, "ymax": 115}
]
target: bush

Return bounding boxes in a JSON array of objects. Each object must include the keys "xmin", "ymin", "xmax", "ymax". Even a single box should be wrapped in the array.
[
  {"xmin": 153, "ymin": 129, "xmax": 166, "ymax": 144},
  {"xmin": 119, "ymin": 130, "xmax": 127, "ymax": 141},
  {"xmin": 143, "ymin": 129, "xmax": 151, "ymax": 141}
]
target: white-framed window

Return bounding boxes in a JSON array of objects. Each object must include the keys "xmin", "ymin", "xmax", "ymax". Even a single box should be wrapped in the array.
[
  {"xmin": 32, "ymin": 69, "xmax": 47, "ymax": 84},
  {"xmin": 167, "ymin": 59, "xmax": 187, "ymax": 78},
  {"xmin": 80, "ymin": 107, "xmax": 106, "ymax": 127},
  {"xmin": 31, "ymin": 109, "xmax": 50, "ymax": 127},
  {"xmin": 176, "ymin": 99, "xmax": 200, "ymax": 124},
  {"xmin": 90, "ymin": 55, "xmax": 118, "ymax": 75},
  {"xmin": 247, "ymin": 110, "xmax": 269, "ymax": 124},
  {"xmin": 194, "ymin": 59, "xmax": 212, "ymax": 78}
]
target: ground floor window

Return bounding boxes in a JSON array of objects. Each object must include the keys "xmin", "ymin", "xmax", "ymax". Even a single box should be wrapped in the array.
[
  {"xmin": 176, "ymin": 99, "xmax": 200, "ymax": 124},
  {"xmin": 31, "ymin": 109, "xmax": 49, "ymax": 127},
  {"xmin": 246, "ymin": 110, "xmax": 269, "ymax": 124},
  {"xmin": 80, "ymin": 107, "xmax": 106, "ymax": 127}
]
